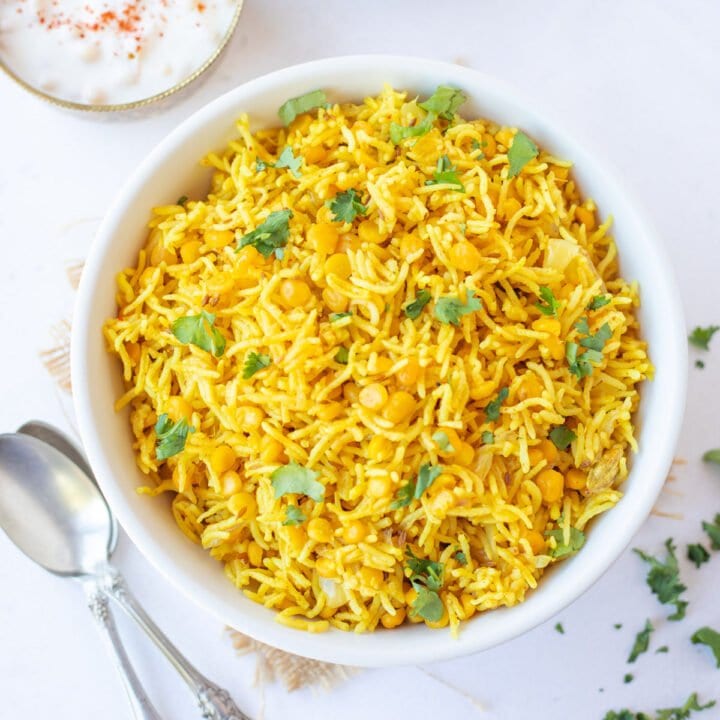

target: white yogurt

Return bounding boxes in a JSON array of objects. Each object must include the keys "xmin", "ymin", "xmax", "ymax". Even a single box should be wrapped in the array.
[{"xmin": 0, "ymin": 0, "xmax": 238, "ymax": 105}]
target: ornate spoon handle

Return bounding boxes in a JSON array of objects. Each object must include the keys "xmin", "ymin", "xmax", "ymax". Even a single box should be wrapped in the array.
[
  {"xmin": 99, "ymin": 567, "xmax": 251, "ymax": 720},
  {"xmin": 84, "ymin": 581, "xmax": 164, "ymax": 720}
]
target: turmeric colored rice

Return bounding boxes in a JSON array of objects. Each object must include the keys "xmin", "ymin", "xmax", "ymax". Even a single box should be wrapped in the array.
[{"xmin": 104, "ymin": 86, "xmax": 651, "ymax": 634}]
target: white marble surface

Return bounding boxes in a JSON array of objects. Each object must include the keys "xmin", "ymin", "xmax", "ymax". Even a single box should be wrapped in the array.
[{"xmin": 1, "ymin": 1, "xmax": 720, "ymax": 718}]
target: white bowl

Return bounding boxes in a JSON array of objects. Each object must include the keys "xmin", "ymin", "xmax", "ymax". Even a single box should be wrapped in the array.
[{"xmin": 72, "ymin": 55, "xmax": 687, "ymax": 667}]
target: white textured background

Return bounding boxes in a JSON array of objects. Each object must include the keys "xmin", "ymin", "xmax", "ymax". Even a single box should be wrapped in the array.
[{"xmin": 1, "ymin": 1, "xmax": 719, "ymax": 718}]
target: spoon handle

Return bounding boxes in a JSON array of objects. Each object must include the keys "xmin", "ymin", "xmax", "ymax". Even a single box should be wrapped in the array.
[
  {"xmin": 100, "ymin": 568, "xmax": 251, "ymax": 720},
  {"xmin": 84, "ymin": 582, "xmax": 164, "ymax": 720}
]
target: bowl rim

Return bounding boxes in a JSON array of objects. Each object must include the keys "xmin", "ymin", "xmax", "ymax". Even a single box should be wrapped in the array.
[
  {"xmin": 71, "ymin": 54, "xmax": 687, "ymax": 667},
  {"xmin": 0, "ymin": 0, "xmax": 244, "ymax": 113}
]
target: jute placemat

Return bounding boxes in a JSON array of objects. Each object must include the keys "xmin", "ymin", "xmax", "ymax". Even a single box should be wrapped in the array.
[{"xmin": 40, "ymin": 259, "xmax": 357, "ymax": 693}]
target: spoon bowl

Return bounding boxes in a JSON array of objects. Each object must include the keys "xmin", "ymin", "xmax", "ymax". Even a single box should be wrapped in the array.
[{"xmin": 0, "ymin": 433, "xmax": 112, "ymax": 577}]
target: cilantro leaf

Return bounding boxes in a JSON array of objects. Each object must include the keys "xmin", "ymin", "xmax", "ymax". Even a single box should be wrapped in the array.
[
  {"xmin": 580, "ymin": 322, "xmax": 612, "ymax": 352},
  {"xmin": 656, "ymin": 693, "xmax": 716, "ymax": 720},
  {"xmin": 412, "ymin": 587, "xmax": 444, "ymax": 622},
  {"xmin": 283, "ymin": 505, "xmax": 306, "ymax": 526},
  {"xmin": 703, "ymin": 449, "xmax": 720, "ymax": 466},
  {"xmin": 390, "ymin": 482, "xmax": 415, "ymax": 509},
  {"xmin": 256, "ymin": 146, "xmax": 305, "ymax": 178},
  {"xmin": 624, "ymin": 674, "xmax": 634, "ymax": 684},
  {"xmin": 434, "ymin": 289, "xmax": 482, "ymax": 326},
  {"xmin": 691, "ymin": 627, "xmax": 720, "ymax": 668},
  {"xmin": 555, "ymin": 622, "xmax": 565, "ymax": 634},
  {"xmin": 278, "ymin": 89, "xmax": 327, "ymax": 126},
  {"xmin": 328, "ymin": 189, "xmax": 367, "ymax": 223},
  {"xmin": 454, "ymin": 550, "xmax": 468, "ymax": 565},
  {"xmin": 329, "ymin": 312, "xmax": 352, "ymax": 322},
  {"xmin": 271, "ymin": 461, "xmax": 325, "ymax": 502},
  {"xmin": 389, "ymin": 116, "xmax": 434, "ymax": 145},
  {"xmin": 154, "ymin": 413, "xmax": 194, "ymax": 461},
  {"xmin": 404, "ymin": 290, "xmax": 431, "ymax": 320},
  {"xmin": 334, "ymin": 347, "xmax": 349, "ymax": 364},
  {"xmin": 425, "ymin": 155, "xmax": 465, "ymax": 191},
  {"xmin": 696, "ymin": 360, "xmax": 706, "ymax": 369},
  {"xmin": 418, "ymin": 85, "xmax": 467, "ymax": 120},
  {"xmin": 485, "ymin": 387, "xmax": 509, "ymax": 422},
  {"xmin": 242, "ymin": 352, "xmax": 271, "ymax": 379},
  {"xmin": 414, "ymin": 463, "xmax": 443, "ymax": 498},
  {"xmin": 171, "ymin": 311, "xmax": 226, "ymax": 357},
  {"xmin": 628, "ymin": 619, "xmax": 654, "ymax": 663},
  {"xmin": 634, "ymin": 539, "xmax": 688, "ymax": 620},
  {"xmin": 575, "ymin": 317, "xmax": 591, "ymax": 335},
  {"xmin": 507, "ymin": 131, "xmax": 539, "ymax": 178},
  {"xmin": 432, "ymin": 431, "xmax": 455, "ymax": 453},
  {"xmin": 688, "ymin": 543, "xmax": 710, "ymax": 568},
  {"xmin": 238, "ymin": 209, "xmax": 293, "ymax": 258},
  {"xmin": 482, "ymin": 430, "xmax": 495, "ymax": 444},
  {"xmin": 588, "ymin": 294, "xmax": 611, "ymax": 311},
  {"xmin": 405, "ymin": 547, "xmax": 445, "ymax": 622},
  {"xmin": 656, "ymin": 646, "xmax": 669, "ymax": 654},
  {"xmin": 176, "ymin": 195, "xmax": 188, "ymax": 206},
  {"xmin": 535, "ymin": 286, "xmax": 560, "ymax": 317},
  {"xmin": 702, "ymin": 514, "xmax": 720, "ymax": 549},
  {"xmin": 603, "ymin": 711, "xmax": 644, "ymax": 720},
  {"xmin": 566, "ymin": 341, "xmax": 603, "ymax": 378},
  {"xmin": 549, "ymin": 425, "xmax": 577, "ymax": 451},
  {"xmin": 689, "ymin": 325, "xmax": 720, "ymax": 350},
  {"xmin": 545, "ymin": 526, "xmax": 586, "ymax": 558}
]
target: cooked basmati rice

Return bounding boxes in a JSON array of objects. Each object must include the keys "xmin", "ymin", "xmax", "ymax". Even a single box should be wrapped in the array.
[{"xmin": 104, "ymin": 86, "xmax": 651, "ymax": 634}]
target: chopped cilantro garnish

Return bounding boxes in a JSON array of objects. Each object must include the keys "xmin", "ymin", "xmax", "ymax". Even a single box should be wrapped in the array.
[
  {"xmin": 328, "ymin": 188, "xmax": 367, "ymax": 223},
  {"xmin": 238, "ymin": 209, "xmax": 293, "ymax": 259},
  {"xmin": 688, "ymin": 543, "xmax": 711, "ymax": 568},
  {"xmin": 434, "ymin": 289, "xmax": 482, "ymax": 326},
  {"xmin": 656, "ymin": 646, "xmax": 669, "ymax": 654},
  {"xmin": 507, "ymin": 131, "xmax": 539, "ymax": 178},
  {"xmin": 271, "ymin": 461, "xmax": 325, "ymax": 502},
  {"xmin": 604, "ymin": 694, "xmax": 716, "ymax": 720},
  {"xmin": 555, "ymin": 622, "xmax": 565, "ymax": 634},
  {"xmin": 390, "ymin": 463, "xmax": 442, "ymax": 508},
  {"xmin": 566, "ymin": 319, "xmax": 611, "ymax": 378},
  {"xmin": 703, "ymin": 450, "xmax": 720, "ymax": 466},
  {"xmin": 482, "ymin": 430, "xmax": 495, "ymax": 444},
  {"xmin": 485, "ymin": 387, "xmax": 509, "ymax": 422},
  {"xmin": 415, "ymin": 463, "xmax": 443, "ymax": 498},
  {"xmin": 405, "ymin": 547, "xmax": 444, "ymax": 622},
  {"xmin": 283, "ymin": 505, "xmax": 306, "ymax": 526},
  {"xmin": 176, "ymin": 195, "xmax": 188, "ymax": 206},
  {"xmin": 454, "ymin": 550, "xmax": 468, "ymax": 565},
  {"xmin": 274, "ymin": 146, "xmax": 302, "ymax": 177},
  {"xmin": 628, "ymin": 619, "xmax": 653, "ymax": 663},
  {"xmin": 696, "ymin": 360, "xmax": 706, "ymax": 369},
  {"xmin": 580, "ymin": 322, "xmax": 613, "ymax": 351},
  {"xmin": 634, "ymin": 539, "xmax": 688, "ymax": 620},
  {"xmin": 389, "ymin": 116, "xmax": 433, "ymax": 145},
  {"xmin": 278, "ymin": 89, "xmax": 327, "ymax": 126},
  {"xmin": 549, "ymin": 425, "xmax": 577, "ymax": 451},
  {"xmin": 329, "ymin": 312, "xmax": 352, "ymax": 322},
  {"xmin": 418, "ymin": 85, "xmax": 467, "ymax": 120},
  {"xmin": 404, "ymin": 290, "xmax": 431, "ymax": 319},
  {"xmin": 334, "ymin": 347, "xmax": 349, "ymax": 365},
  {"xmin": 702, "ymin": 514, "xmax": 720, "ymax": 549},
  {"xmin": 171, "ymin": 311, "xmax": 226, "ymax": 357},
  {"xmin": 691, "ymin": 627, "xmax": 720, "ymax": 668},
  {"xmin": 689, "ymin": 325, "xmax": 719, "ymax": 350},
  {"xmin": 624, "ymin": 674, "xmax": 634, "ymax": 684},
  {"xmin": 614, "ymin": 623, "xmax": 623, "ymax": 630},
  {"xmin": 545, "ymin": 526, "xmax": 586, "ymax": 558},
  {"xmin": 432, "ymin": 431, "xmax": 455, "ymax": 453},
  {"xmin": 425, "ymin": 155, "xmax": 465, "ymax": 191},
  {"xmin": 535, "ymin": 286, "xmax": 560, "ymax": 317},
  {"xmin": 588, "ymin": 294, "xmax": 611, "ymax": 311},
  {"xmin": 242, "ymin": 352, "xmax": 271, "ymax": 379},
  {"xmin": 154, "ymin": 413, "xmax": 194, "ymax": 461}
]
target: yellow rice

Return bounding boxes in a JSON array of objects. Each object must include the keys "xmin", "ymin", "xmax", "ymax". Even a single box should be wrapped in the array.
[{"xmin": 104, "ymin": 86, "xmax": 651, "ymax": 634}]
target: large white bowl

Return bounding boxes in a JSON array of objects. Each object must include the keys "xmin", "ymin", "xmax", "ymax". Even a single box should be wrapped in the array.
[{"xmin": 72, "ymin": 55, "xmax": 687, "ymax": 667}]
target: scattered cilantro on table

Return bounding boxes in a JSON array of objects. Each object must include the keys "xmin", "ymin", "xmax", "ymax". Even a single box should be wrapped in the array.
[
  {"xmin": 634, "ymin": 539, "xmax": 688, "ymax": 620},
  {"xmin": 628, "ymin": 619, "xmax": 654, "ymax": 663},
  {"xmin": 688, "ymin": 325, "xmax": 719, "ymax": 351},
  {"xmin": 691, "ymin": 627, "xmax": 720, "ymax": 668},
  {"xmin": 687, "ymin": 543, "xmax": 710, "ymax": 568}
]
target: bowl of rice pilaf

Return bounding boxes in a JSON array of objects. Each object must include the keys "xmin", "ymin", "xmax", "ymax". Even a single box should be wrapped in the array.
[{"xmin": 72, "ymin": 56, "xmax": 686, "ymax": 666}]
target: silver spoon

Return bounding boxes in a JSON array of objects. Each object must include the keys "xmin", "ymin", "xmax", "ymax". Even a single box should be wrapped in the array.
[{"xmin": 0, "ymin": 432, "xmax": 250, "ymax": 720}]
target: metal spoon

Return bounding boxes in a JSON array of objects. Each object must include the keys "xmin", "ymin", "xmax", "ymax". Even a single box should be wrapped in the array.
[{"xmin": 0, "ymin": 432, "xmax": 250, "ymax": 720}]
